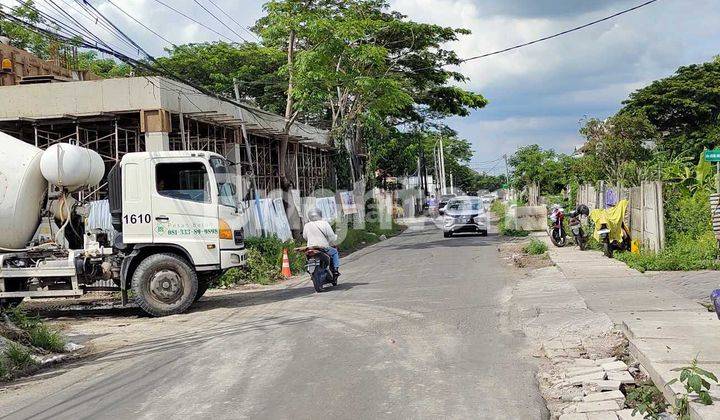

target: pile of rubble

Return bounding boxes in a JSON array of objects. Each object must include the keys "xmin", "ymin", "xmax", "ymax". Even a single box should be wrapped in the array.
[{"xmin": 537, "ymin": 347, "xmax": 671, "ymax": 420}]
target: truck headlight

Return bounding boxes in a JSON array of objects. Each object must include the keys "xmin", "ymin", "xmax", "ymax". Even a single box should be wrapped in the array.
[{"xmin": 219, "ymin": 219, "xmax": 233, "ymax": 240}]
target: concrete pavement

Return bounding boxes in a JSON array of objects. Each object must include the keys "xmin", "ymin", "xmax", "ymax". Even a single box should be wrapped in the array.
[
  {"xmin": 0, "ymin": 220, "xmax": 546, "ymax": 420},
  {"xmin": 545, "ymin": 242, "xmax": 720, "ymax": 420}
]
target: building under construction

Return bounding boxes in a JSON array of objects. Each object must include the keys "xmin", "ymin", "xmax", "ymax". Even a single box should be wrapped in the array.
[{"xmin": 0, "ymin": 43, "xmax": 334, "ymax": 200}]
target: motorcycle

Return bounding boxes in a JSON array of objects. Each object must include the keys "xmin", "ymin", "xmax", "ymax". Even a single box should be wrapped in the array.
[
  {"xmin": 590, "ymin": 199, "xmax": 631, "ymax": 258},
  {"xmin": 296, "ymin": 246, "xmax": 338, "ymax": 292},
  {"xmin": 568, "ymin": 204, "xmax": 590, "ymax": 250},
  {"xmin": 548, "ymin": 205, "xmax": 567, "ymax": 247}
]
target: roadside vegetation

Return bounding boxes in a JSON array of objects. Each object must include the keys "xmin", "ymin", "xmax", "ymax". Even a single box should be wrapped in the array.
[
  {"xmin": 490, "ymin": 200, "xmax": 530, "ymax": 237},
  {"xmin": 0, "ymin": 307, "xmax": 67, "ymax": 382},
  {"xmin": 504, "ymin": 56, "xmax": 720, "ymax": 272},
  {"xmin": 523, "ymin": 239, "xmax": 548, "ymax": 255},
  {"xmin": 615, "ymin": 156, "xmax": 719, "ymax": 272}
]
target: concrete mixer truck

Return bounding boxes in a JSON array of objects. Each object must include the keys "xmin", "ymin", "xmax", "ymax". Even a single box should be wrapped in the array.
[{"xmin": 0, "ymin": 132, "xmax": 247, "ymax": 316}]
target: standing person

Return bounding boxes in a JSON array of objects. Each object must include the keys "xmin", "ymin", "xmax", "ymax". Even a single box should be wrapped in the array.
[
  {"xmin": 427, "ymin": 194, "xmax": 438, "ymax": 216},
  {"xmin": 303, "ymin": 208, "xmax": 340, "ymax": 275}
]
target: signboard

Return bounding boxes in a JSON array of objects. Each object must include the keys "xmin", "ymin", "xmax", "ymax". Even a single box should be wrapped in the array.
[
  {"xmin": 338, "ymin": 191, "xmax": 358, "ymax": 215},
  {"xmin": 705, "ymin": 150, "xmax": 720, "ymax": 162}
]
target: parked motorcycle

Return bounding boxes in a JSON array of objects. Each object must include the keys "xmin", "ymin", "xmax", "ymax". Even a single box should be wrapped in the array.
[
  {"xmin": 568, "ymin": 204, "xmax": 590, "ymax": 250},
  {"xmin": 590, "ymin": 199, "xmax": 631, "ymax": 258},
  {"xmin": 296, "ymin": 246, "xmax": 338, "ymax": 292},
  {"xmin": 548, "ymin": 205, "xmax": 567, "ymax": 247}
]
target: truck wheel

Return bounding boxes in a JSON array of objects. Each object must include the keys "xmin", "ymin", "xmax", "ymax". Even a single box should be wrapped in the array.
[{"xmin": 131, "ymin": 253, "xmax": 198, "ymax": 317}]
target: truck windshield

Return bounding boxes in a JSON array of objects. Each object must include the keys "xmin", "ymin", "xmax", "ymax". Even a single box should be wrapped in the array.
[{"xmin": 209, "ymin": 157, "xmax": 239, "ymax": 209}]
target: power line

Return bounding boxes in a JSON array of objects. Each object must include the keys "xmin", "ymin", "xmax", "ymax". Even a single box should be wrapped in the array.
[
  {"xmin": 191, "ymin": 0, "xmax": 249, "ymax": 43},
  {"xmin": 204, "ymin": 0, "xmax": 259, "ymax": 42},
  {"xmin": 411, "ymin": 0, "xmax": 660, "ymax": 73},
  {"xmin": 146, "ymin": 0, "xmax": 234, "ymax": 43},
  {"xmin": 105, "ymin": 0, "xmax": 176, "ymax": 48},
  {"xmin": 462, "ymin": 0, "xmax": 660, "ymax": 64}
]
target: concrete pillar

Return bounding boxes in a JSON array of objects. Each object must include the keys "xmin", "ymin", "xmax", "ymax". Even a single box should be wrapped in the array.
[
  {"xmin": 145, "ymin": 132, "xmax": 170, "ymax": 152},
  {"xmin": 140, "ymin": 109, "xmax": 171, "ymax": 152}
]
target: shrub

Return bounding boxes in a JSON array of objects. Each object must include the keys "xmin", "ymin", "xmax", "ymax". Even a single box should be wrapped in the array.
[
  {"xmin": 28, "ymin": 325, "xmax": 66, "ymax": 353},
  {"xmin": 664, "ymin": 190, "xmax": 712, "ymax": 243},
  {"xmin": 616, "ymin": 232, "xmax": 720, "ymax": 272},
  {"xmin": 626, "ymin": 382, "xmax": 668, "ymax": 419},
  {"xmin": 523, "ymin": 239, "xmax": 548, "ymax": 255},
  {"xmin": 0, "ymin": 358, "xmax": 7, "ymax": 379},
  {"xmin": 4, "ymin": 343, "xmax": 35, "ymax": 370}
]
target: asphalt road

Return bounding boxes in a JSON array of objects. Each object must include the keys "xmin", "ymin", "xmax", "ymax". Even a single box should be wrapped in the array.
[{"xmin": 0, "ymin": 220, "xmax": 547, "ymax": 420}]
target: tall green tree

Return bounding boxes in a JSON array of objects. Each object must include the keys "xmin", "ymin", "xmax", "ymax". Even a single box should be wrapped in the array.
[
  {"xmin": 620, "ymin": 57, "xmax": 720, "ymax": 159},
  {"xmin": 155, "ymin": 42, "xmax": 286, "ymax": 113},
  {"xmin": 579, "ymin": 111, "xmax": 657, "ymax": 184},
  {"xmin": 254, "ymin": 0, "xmax": 487, "ymax": 187},
  {"xmin": 0, "ymin": 1, "xmax": 52, "ymax": 58},
  {"xmin": 508, "ymin": 145, "xmax": 568, "ymax": 194}
]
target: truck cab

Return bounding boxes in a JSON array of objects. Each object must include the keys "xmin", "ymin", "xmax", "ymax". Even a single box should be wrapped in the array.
[{"xmin": 110, "ymin": 151, "xmax": 247, "ymax": 316}]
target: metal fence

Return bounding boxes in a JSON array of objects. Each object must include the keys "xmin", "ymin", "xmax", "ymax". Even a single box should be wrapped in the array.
[{"xmin": 577, "ymin": 181, "xmax": 666, "ymax": 252}]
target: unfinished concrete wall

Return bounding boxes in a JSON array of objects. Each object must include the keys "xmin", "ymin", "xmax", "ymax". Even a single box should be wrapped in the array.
[{"xmin": 577, "ymin": 181, "xmax": 665, "ymax": 252}]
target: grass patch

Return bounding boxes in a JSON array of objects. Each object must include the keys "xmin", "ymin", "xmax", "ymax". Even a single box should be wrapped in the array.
[
  {"xmin": 28, "ymin": 325, "xmax": 66, "ymax": 353},
  {"xmin": 4, "ymin": 343, "xmax": 36, "ymax": 370},
  {"xmin": 615, "ymin": 232, "xmax": 720, "ymax": 273},
  {"xmin": 4, "ymin": 307, "xmax": 65, "ymax": 352},
  {"xmin": 337, "ymin": 220, "xmax": 404, "ymax": 253},
  {"xmin": 0, "ymin": 358, "xmax": 7, "ymax": 379},
  {"xmin": 523, "ymin": 239, "xmax": 548, "ymax": 255}
]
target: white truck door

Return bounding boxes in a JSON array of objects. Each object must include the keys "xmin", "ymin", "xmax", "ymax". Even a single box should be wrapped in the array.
[{"xmin": 151, "ymin": 158, "xmax": 220, "ymax": 267}]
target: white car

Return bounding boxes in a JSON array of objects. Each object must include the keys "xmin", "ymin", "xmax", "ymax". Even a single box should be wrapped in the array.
[{"xmin": 440, "ymin": 196, "xmax": 488, "ymax": 237}]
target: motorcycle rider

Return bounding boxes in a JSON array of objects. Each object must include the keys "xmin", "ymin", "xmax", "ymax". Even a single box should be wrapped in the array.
[{"xmin": 303, "ymin": 208, "xmax": 340, "ymax": 275}]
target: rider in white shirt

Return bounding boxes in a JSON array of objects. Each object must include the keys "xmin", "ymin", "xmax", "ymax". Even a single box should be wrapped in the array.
[{"xmin": 302, "ymin": 208, "xmax": 340, "ymax": 275}]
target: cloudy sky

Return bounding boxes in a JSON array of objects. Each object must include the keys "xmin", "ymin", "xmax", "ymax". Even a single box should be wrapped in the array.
[{"xmin": 12, "ymin": 0, "xmax": 719, "ymax": 173}]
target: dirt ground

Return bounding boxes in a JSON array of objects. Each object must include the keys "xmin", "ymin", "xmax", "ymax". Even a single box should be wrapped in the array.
[
  {"xmin": 497, "ymin": 236, "xmax": 554, "ymax": 270},
  {"xmin": 18, "ymin": 275, "xmax": 309, "ymax": 359}
]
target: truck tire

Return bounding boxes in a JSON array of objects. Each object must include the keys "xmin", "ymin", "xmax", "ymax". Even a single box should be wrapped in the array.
[
  {"xmin": 131, "ymin": 253, "xmax": 198, "ymax": 317},
  {"xmin": 195, "ymin": 272, "xmax": 221, "ymax": 301}
]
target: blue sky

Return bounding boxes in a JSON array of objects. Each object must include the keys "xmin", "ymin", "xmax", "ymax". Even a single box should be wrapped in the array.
[{"xmin": 11, "ymin": 0, "xmax": 718, "ymax": 174}]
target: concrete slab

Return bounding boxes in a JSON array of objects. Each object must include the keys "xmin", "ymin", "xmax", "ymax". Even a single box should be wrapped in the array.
[
  {"xmin": 601, "ymin": 361, "xmax": 628, "ymax": 372},
  {"xmin": 560, "ymin": 414, "xmax": 589, "ymax": 420},
  {"xmin": 587, "ymin": 412, "xmax": 619, "ymax": 420},
  {"xmin": 606, "ymin": 371, "xmax": 634, "ymax": 384},
  {"xmin": 587, "ymin": 380, "xmax": 621, "ymax": 391},
  {"xmin": 583, "ymin": 390, "xmax": 625, "ymax": 402},
  {"xmin": 576, "ymin": 400, "xmax": 622, "ymax": 413},
  {"xmin": 630, "ymin": 338, "xmax": 720, "ymax": 364}
]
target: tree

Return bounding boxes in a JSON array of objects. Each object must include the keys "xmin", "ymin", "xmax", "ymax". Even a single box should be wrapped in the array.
[
  {"xmin": 155, "ymin": 42, "xmax": 286, "ymax": 113},
  {"xmin": 508, "ymin": 145, "xmax": 567, "ymax": 194},
  {"xmin": 579, "ymin": 111, "xmax": 657, "ymax": 184},
  {"xmin": 620, "ymin": 57, "xmax": 720, "ymax": 159},
  {"xmin": 76, "ymin": 51, "xmax": 132, "ymax": 78},
  {"xmin": 0, "ymin": 1, "xmax": 52, "ymax": 58},
  {"xmin": 254, "ymin": 0, "xmax": 487, "ymax": 187}
]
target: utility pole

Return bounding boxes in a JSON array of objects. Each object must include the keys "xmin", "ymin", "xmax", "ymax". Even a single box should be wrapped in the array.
[
  {"xmin": 503, "ymin": 153, "xmax": 511, "ymax": 199},
  {"xmin": 235, "ymin": 78, "xmax": 266, "ymax": 237},
  {"xmin": 438, "ymin": 138, "xmax": 447, "ymax": 195}
]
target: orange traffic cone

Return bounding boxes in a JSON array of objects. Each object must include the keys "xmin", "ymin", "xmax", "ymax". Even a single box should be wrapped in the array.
[{"xmin": 281, "ymin": 248, "xmax": 292, "ymax": 278}]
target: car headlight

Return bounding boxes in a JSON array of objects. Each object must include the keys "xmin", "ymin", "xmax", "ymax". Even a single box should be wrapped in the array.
[{"xmin": 444, "ymin": 215, "xmax": 454, "ymax": 224}]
